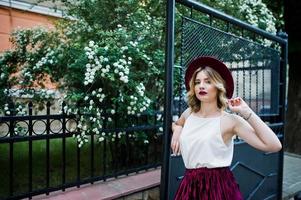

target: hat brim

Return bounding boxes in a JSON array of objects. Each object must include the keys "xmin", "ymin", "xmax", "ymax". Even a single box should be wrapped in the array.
[{"xmin": 184, "ymin": 56, "xmax": 234, "ymax": 99}]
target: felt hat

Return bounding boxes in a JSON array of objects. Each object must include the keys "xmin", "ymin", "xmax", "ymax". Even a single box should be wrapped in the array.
[{"xmin": 185, "ymin": 56, "xmax": 234, "ymax": 99}]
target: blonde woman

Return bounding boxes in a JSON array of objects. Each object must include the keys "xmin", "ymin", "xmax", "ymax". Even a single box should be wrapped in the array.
[{"xmin": 171, "ymin": 56, "xmax": 282, "ymax": 200}]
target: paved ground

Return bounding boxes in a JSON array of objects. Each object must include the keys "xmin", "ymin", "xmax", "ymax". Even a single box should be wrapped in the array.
[
  {"xmin": 283, "ymin": 152, "xmax": 301, "ymax": 200},
  {"xmin": 29, "ymin": 152, "xmax": 301, "ymax": 200}
]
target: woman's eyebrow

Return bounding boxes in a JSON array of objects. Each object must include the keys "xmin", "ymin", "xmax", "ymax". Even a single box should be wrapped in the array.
[{"xmin": 195, "ymin": 77, "xmax": 209, "ymax": 81}]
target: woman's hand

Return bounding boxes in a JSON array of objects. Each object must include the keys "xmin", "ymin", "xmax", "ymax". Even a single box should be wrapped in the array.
[
  {"xmin": 171, "ymin": 123, "xmax": 182, "ymax": 156},
  {"xmin": 228, "ymin": 97, "xmax": 253, "ymax": 119}
]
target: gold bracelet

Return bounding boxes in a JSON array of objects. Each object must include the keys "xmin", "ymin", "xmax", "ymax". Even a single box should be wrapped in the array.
[{"xmin": 243, "ymin": 112, "xmax": 252, "ymax": 121}]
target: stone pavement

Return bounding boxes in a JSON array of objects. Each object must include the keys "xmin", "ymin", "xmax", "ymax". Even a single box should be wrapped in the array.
[
  {"xmin": 28, "ymin": 152, "xmax": 301, "ymax": 200},
  {"xmin": 283, "ymin": 152, "xmax": 301, "ymax": 200}
]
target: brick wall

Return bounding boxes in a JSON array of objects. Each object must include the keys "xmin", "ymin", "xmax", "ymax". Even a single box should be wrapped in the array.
[{"xmin": 0, "ymin": 6, "xmax": 57, "ymax": 52}]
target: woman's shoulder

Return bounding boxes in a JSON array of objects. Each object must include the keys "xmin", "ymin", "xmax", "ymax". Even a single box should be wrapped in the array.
[
  {"xmin": 182, "ymin": 107, "xmax": 192, "ymax": 119},
  {"xmin": 221, "ymin": 111, "xmax": 240, "ymax": 124},
  {"xmin": 222, "ymin": 111, "xmax": 247, "ymax": 129},
  {"xmin": 220, "ymin": 111, "xmax": 238, "ymax": 133}
]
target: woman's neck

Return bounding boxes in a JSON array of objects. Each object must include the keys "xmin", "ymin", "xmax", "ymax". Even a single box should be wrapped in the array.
[{"xmin": 197, "ymin": 102, "xmax": 221, "ymax": 117}]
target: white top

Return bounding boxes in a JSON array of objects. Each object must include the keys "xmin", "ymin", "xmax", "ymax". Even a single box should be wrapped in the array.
[{"xmin": 179, "ymin": 113, "xmax": 234, "ymax": 169}]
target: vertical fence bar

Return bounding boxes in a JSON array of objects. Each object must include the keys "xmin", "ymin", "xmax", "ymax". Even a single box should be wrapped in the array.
[
  {"xmin": 90, "ymin": 125, "xmax": 94, "ymax": 183},
  {"xmin": 242, "ymin": 36, "xmax": 246, "ymax": 100},
  {"xmin": 61, "ymin": 102, "xmax": 66, "ymax": 191},
  {"xmin": 262, "ymin": 60, "xmax": 265, "ymax": 113},
  {"xmin": 28, "ymin": 102, "xmax": 33, "ymax": 199},
  {"xmin": 76, "ymin": 137, "xmax": 81, "ymax": 187},
  {"xmin": 249, "ymin": 64, "xmax": 252, "ymax": 106},
  {"xmin": 256, "ymin": 67, "xmax": 259, "ymax": 113},
  {"xmin": 9, "ymin": 102, "xmax": 14, "ymax": 197},
  {"xmin": 76, "ymin": 102, "xmax": 81, "ymax": 187},
  {"xmin": 161, "ymin": 0, "xmax": 175, "ymax": 199},
  {"xmin": 102, "ymin": 111, "xmax": 107, "ymax": 181},
  {"xmin": 235, "ymin": 66, "xmax": 239, "ymax": 96},
  {"xmin": 125, "ymin": 115, "xmax": 130, "ymax": 175},
  {"xmin": 154, "ymin": 111, "xmax": 159, "ymax": 164},
  {"xmin": 125, "ymin": 128, "xmax": 129, "ymax": 175},
  {"xmin": 179, "ymin": 16, "xmax": 185, "ymax": 116},
  {"xmin": 145, "ymin": 114, "xmax": 149, "ymax": 166},
  {"xmin": 277, "ymin": 32, "xmax": 288, "ymax": 200},
  {"xmin": 46, "ymin": 102, "xmax": 50, "ymax": 195},
  {"xmin": 114, "ymin": 113, "xmax": 118, "ymax": 177}
]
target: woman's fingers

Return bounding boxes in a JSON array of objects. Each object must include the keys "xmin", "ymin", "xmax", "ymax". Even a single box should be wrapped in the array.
[
  {"xmin": 175, "ymin": 142, "xmax": 181, "ymax": 155},
  {"xmin": 228, "ymin": 97, "xmax": 243, "ymax": 107},
  {"xmin": 171, "ymin": 139, "xmax": 180, "ymax": 155},
  {"xmin": 171, "ymin": 139, "xmax": 176, "ymax": 153}
]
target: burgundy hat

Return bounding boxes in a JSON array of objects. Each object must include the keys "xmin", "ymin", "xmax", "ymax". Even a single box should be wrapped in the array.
[{"xmin": 185, "ymin": 56, "xmax": 234, "ymax": 99}]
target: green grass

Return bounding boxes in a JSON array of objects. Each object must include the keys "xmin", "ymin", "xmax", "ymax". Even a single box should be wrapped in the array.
[
  {"xmin": 0, "ymin": 138, "xmax": 103, "ymax": 199},
  {"xmin": 0, "ymin": 135, "xmax": 161, "ymax": 199}
]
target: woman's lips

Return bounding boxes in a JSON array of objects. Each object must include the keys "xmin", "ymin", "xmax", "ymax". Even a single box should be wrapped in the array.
[{"xmin": 199, "ymin": 91, "xmax": 207, "ymax": 95}]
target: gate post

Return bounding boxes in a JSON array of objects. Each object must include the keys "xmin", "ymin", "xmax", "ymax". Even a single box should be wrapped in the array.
[
  {"xmin": 160, "ymin": 0, "xmax": 175, "ymax": 200},
  {"xmin": 277, "ymin": 31, "xmax": 288, "ymax": 200}
]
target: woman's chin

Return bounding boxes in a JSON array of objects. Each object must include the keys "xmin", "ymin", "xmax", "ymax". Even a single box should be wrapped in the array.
[{"xmin": 197, "ymin": 96, "xmax": 208, "ymax": 101}]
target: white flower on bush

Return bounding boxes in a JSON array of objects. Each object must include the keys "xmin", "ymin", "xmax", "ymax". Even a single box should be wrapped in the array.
[
  {"xmin": 111, "ymin": 60, "xmax": 130, "ymax": 83},
  {"xmin": 32, "ymin": 49, "xmax": 58, "ymax": 71},
  {"xmin": 4, "ymin": 104, "xmax": 9, "ymax": 111},
  {"xmin": 121, "ymin": 46, "xmax": 128, "ymax": 51},
  {"xmin": 137, "ymin": 83, "xmax": 145, "ymax": 96},
  {"xmin": 83, "ymin": 41, "xmax": 104, "ymax": 84},
  {"xmin": 129, "ymin": 41, "xmax": 138, "ymax": 47},
  {"xmin": 89, "ymin": 40, "xmax": 95, "ymax": 47}
]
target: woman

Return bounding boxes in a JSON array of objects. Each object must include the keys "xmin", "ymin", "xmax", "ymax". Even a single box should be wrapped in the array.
[{"xmin": 171, "ymin": 56, "xmax": 282, "ymax": 200}]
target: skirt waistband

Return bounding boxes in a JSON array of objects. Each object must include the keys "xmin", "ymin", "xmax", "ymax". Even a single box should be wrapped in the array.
[
  {"xmin": 185, "ymin": 167, "xmax": 231, "ymax": 175},
  {"xmin": 185, "ymin": 166, "xmax": 230, "ymax": 172}
]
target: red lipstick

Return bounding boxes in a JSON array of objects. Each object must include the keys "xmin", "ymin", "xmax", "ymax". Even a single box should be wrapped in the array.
[{"xmin": 199, "ymin": 91, "xmax": 207, "ymax": 95}]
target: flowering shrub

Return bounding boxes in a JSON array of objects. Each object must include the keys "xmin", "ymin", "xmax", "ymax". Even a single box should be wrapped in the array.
[
  {"xmin": 0, "ymin": 0, "xmax": 165, "ymax": 147},
  {"xmin": 239, "ymin": 0, "xmax": 277, "ymax": 34},
  {"xmin": 197, "ymin": 0, "xmax": 277, "ymax": 34}
]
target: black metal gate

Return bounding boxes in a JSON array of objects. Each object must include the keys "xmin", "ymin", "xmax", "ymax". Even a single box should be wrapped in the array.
[{"xmin": 161, "ymin": 1, "xmax": 288, "ymax": 200}]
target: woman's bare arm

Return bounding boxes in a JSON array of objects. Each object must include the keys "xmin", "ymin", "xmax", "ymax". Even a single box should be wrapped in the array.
[
  {"xmin": 171, "ymin": 108, "xmax": 191, "ymax": 155},
  {"xmin": 229, "ymin": 97, "xmax": 282, "ymax": 153}
]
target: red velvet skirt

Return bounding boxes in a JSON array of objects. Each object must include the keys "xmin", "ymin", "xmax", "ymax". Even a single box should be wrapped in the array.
[{"xmin": 174, "ymin": 167, "xmax": 243, "ymax": 200}]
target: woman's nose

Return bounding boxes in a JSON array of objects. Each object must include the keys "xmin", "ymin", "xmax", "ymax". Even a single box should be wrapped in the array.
[{"xmin": 199, "ymin": 82, "xmax": 205, "ymax": 89}]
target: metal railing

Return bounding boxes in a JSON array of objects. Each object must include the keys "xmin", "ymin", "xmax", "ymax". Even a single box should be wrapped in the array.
[{"xmin": 0, "ymin": 101, "xmax": 162, "ymax": 200}]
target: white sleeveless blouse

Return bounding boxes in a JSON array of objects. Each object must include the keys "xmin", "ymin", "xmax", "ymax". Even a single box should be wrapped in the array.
[{"xmin": 179, "ymin": 113, "xmax": 234, "ymax": 169}]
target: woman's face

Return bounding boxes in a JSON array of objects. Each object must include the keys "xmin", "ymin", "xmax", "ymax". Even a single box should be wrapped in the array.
[{"xmin": 194, "ymin": 70, "xmax": 218, "ymax": 102}]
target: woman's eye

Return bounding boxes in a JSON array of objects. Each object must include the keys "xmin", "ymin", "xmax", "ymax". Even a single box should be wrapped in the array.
[{"xmin": 195, "ymin": 82, "xmax": 200, "ymax": 85}]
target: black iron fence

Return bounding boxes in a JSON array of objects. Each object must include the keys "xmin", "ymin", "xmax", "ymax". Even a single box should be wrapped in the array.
[{"xmin": 0, "ymin": 101, "xmax": 162, "ymax": 200}]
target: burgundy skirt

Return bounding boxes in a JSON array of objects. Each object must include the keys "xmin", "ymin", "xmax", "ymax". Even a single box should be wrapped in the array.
[{"xmin": 174, "ymin": 167, "xmax": 243, "ymax": 200}]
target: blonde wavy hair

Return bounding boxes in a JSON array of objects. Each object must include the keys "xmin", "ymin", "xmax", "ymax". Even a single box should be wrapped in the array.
[{"xmin": 187, "ymin": 66, "xmax": 228, "ymax": 113}]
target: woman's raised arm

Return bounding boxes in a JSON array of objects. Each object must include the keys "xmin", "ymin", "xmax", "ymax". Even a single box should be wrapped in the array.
[{"xmin": 228, "ymin": 97, "xmax": 282, "ymax": 153}]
